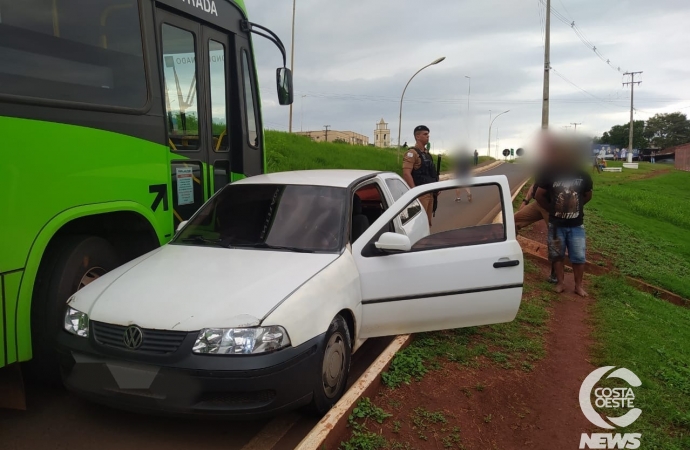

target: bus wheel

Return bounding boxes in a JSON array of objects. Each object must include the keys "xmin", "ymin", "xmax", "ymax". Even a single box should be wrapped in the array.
[{"xmin": 26, "ymin": 235, "xmax": 120, "ymax": 386}]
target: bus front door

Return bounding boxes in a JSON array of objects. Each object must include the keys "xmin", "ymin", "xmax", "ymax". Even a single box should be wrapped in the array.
[{"xmin": 156, "ymin": 8, "xmax": 233, "ymax": 230}]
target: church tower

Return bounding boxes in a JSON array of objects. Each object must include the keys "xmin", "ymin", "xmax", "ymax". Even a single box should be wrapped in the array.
[{"xmin": 374, "ymin": 118, "xmax": 390, "ymax": 148}]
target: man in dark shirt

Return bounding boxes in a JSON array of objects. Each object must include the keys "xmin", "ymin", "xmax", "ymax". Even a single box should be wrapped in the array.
[{"xmin": 535, "ymin": 166, "xmax": 593, "ymax": 297}]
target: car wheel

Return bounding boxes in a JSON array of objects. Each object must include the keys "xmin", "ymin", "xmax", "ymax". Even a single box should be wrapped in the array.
[
  {"xmin": 25, "ymin": 235, "xmax": 120, "ymax": 385},
  {"xmin": 309, "ymin": 315, "xmax": 352, "ymax": 415}
]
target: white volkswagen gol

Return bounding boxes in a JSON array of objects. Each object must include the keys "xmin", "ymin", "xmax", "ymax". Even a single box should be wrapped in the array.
[{"xmin": 58, "ymin": 169, "xmax": 523, "ymax": 418}]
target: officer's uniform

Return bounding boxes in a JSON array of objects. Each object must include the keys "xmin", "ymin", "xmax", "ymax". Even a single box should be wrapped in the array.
[{"xmin": 402, "ymin": 140, "xmax": 438, "ymax": 225}]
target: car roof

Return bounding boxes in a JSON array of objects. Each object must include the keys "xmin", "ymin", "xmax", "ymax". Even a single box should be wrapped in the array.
[{"xmin": 233, "ymin": 169, "xmax": 384, "ymax": 188}]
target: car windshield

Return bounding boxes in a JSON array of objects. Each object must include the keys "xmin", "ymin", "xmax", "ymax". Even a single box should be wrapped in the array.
[{"xmin": 172, "ymin": 183, "xmax": 347, "ymax": 253}]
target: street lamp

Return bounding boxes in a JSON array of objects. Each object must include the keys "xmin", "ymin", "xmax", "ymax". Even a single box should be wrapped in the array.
[
  {"xmin": 396, "ymin": 56, "xmax": 446, "ymax": 163},
  {"xmin": 488, "ymin": 110, "xmax": 509, "ymax": 159}
]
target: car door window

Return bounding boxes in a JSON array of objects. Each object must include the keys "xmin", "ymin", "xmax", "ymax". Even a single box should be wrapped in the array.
[
  {"xmin": 411, "ymin": 184, "xmax": 506, "ymax": 251},
  {"xmin": 385, "ymin": 178, "xmax": 422, "ymax": 226},
  {"xmin": 351, "ymin": 181, "xmax": 390, "ymax": 243}
]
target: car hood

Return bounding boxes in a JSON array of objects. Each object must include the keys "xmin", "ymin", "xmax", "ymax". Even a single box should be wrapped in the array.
[{"xmin": 73, "ymin": 244, "xmax": 340, "ymax": 331}]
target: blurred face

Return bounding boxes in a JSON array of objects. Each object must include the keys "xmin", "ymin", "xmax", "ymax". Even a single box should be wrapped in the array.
[{"xmin": 415, "ymin": 130, "xmax": 430, "ymax": 147}]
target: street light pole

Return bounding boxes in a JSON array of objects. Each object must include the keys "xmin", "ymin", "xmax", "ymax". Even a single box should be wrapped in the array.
[
  {"xmin": 396, "ymin": 56, "xmax": 446, "ymax": 163},
  {"xmin": 288, "ymin": 0, "xmax": 296, "ymax": 133},
  {"xmin": 488, "ymin": 110, "xmax": 509, "ymax": 160}
]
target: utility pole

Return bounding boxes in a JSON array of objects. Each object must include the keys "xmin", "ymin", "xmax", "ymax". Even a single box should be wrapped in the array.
[
  {"xmin": 300, "ymin": 94, "xmax": 306, "ymax": 132},
  {"xmin": 323, "ymin": 125, "xmax": 331, "ymax": 142},
  {"xmin": 571, "ymin": 122, "xmax": 581, "ymax": 132},
  {"xmin": 623, "ymin": 71, "xmax": 643, "ymax": 153},
  {"xmin": 288, "ymin": 0, "xmax": 296, "ymax": 133},
  {"xmin": 562, "ymin": 125, "xmax": 572, "ymax": 131},
  {"xmin": 541, "ymin": 0, "xmax": 551, "ymax": 129}
]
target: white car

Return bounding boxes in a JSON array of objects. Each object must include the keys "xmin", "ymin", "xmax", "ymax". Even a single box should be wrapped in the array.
[{"xmin": 58, "ymin": 169, "xmax": 523, "ymax": 418}]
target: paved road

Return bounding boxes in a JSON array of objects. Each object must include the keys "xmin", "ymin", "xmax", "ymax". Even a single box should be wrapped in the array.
[
  {"xmin": 0, "ymin": 162, "xmax": 530, "ymax": 450},
  {"xmin": 433, "ymin": 162, "xmax": 531, "ymax": 232}
]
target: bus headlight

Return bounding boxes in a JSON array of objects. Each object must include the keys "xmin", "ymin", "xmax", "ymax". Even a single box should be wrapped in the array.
[
  {"xmin": 64, "ymin": 306, "xmax": 89, "ymax": 338},
  {"xmin": 192, "ymin": 326, "xmax": 290, "ymax": 355}
]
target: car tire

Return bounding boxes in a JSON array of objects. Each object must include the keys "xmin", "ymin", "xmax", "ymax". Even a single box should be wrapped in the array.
[
  {"xmin": 25, "ymin": 235, "xmax": 120, "ymax": 386},
  {"xmin": 309, "ymin": 315, "xmax": 352, "ymax": 415}
]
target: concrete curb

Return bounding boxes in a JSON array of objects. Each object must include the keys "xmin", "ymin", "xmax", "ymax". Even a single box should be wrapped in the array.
[
  {"xmin": 517, "ymin": 235, "xmax": 690, "ymax": 309},
  {"xmin": 492, "ymin": 177, "xmax": 530, "ymax": 224},
  {"xmin": 295, "ymin": 160, "xmax": 507, "ymax": 450},
  {"xmin": 294, "ymin": 335, "xmax": 411, "ymax": 450}
]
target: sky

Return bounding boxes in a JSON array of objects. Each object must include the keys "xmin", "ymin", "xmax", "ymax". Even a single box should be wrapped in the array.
[{"xmin": 244, "ymin": 0, "xmax": 690, "ymax": 157}]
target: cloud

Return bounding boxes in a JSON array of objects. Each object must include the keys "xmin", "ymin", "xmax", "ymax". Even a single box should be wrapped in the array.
[{"xmin": 245, "ymin": 0, "xmax": 690, "ymax": 153}]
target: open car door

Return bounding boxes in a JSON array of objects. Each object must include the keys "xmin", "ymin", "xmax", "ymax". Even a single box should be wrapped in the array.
[{"xmin": 352, "ymin": 175, "xmax": 524, "ymax": 338}]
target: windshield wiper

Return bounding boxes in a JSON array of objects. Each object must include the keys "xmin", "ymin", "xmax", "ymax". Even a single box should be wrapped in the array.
[
  {"xmin": 179, "ymin": 235, "xmax": 225, "ymax": 247},
  {"xmin": 230, "ymin": 242, "xmax": 315, "ymax": 253}
]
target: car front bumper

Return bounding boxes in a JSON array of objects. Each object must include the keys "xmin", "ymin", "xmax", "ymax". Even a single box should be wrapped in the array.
[{"xmin": 57, "ymin": 326, "xmax": 325, "ymax": 419}]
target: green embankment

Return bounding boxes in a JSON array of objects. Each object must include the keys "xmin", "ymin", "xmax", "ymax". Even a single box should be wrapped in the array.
[
  {"xmin": 264, "ymin": 130, "xmax": 493, "ymax": 175},
  {"xmin": 592, "ymin": 275, "xmax": 690, "ymax": 449},
  {"xmin": 585, "ymin": 162, "xmax": 690, "ymax": 298}
]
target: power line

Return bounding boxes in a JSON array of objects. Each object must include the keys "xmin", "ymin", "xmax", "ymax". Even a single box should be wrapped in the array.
[{"xmin": 538, "ymin": 0, "xmax": 627, "ymax": 75}]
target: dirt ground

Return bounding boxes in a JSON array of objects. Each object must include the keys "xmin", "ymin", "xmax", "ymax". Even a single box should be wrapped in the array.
[{"xmin": 335, "ymin": 259, "xmax": 599, "ymax": 449}]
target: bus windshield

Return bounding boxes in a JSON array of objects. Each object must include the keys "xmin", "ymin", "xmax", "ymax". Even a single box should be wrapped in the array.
[{"xmin": 0, "ymin": 0, "xmax": 146, "ymax": 108}]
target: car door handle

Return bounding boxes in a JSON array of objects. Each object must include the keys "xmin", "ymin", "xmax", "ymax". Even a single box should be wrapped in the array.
[{"xmin": 493, "ymin": 259, "xmax": 520, "ymax": 268}]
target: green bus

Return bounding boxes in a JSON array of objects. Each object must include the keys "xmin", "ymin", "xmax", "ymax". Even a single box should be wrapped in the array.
[{"xmin": 0, "ymin": 0, "xmax": 293, "ymax": 386}]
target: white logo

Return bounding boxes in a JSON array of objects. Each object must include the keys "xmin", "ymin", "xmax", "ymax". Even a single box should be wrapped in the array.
[
  {"xmin": 182, "ymin": 0, "xmax": 218, "ymax": 17},
  {"xmin": 579, "ymin": 366, "xmax": 642, "ymax": 449}
]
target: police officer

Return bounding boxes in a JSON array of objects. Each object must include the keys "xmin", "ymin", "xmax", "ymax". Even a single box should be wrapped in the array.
[{"xmin": 402, "ymin": 125, "xmax": 438, "ymax": 226}]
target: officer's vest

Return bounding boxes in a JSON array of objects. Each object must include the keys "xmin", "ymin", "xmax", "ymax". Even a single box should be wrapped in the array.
[{"xmin": 411, "ymin": 147, "xmax": 438, "ymax": 186}]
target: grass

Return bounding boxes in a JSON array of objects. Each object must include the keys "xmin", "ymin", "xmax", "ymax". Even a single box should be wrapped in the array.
[
  {"xmin": 584, "ymin": 162, "xmax": 690, "ymax": 298},
  {"xmin": 380, "ymin": 260, "xmax": 554, "ymax": 387},
  {"xmin": 339, "ymin": 399, "xmax": 464, "ymax": 450},
  {"xmin": 264, "ymin": 130, "xmax": 494, "ymax": 175},
  {"xmin": 591, "ymin": 275, "xmax": 690, "ymax": 449}
]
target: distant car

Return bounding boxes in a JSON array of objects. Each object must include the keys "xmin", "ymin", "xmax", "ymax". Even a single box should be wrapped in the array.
[{"xmin": 58, "ymin": 169, "xmax": 523, "ymax": 418}]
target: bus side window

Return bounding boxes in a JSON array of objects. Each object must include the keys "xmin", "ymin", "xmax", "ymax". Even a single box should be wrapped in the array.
[
  {"xmin": 161, "ymin": 24, "xmax": 200, "ymax": 151},
  {"xmin": 209, "ymin": 39, "xmax": 228, "ymax": 153}
]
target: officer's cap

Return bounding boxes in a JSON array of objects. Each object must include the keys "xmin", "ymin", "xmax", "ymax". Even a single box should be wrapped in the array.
[{"xmin": 414, "ymin": 125, "xmax": 429, "ymax": 134}]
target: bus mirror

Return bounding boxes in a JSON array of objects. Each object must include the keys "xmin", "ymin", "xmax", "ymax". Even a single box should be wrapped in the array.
[{"xmin": 276, "ymin": 67, "xmax": 293, "ymax": 105}]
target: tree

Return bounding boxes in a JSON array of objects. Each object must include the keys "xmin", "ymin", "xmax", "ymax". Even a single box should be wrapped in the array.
[
  {"xmin": 643, "ymin": 112, "xmax": 690, "ymax": 149},
  {"xmin": 597, "ymin": 120, "xmax": 648, "ymax": 149}
]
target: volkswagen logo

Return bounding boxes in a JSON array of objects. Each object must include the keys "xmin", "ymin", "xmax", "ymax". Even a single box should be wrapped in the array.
[{"xmin": 123, "ymin": 325, "xmax": 144, "ymax": 349}]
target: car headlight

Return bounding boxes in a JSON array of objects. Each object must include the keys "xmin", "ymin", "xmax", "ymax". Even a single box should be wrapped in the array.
[
  {"xmin": 192, "ymin": 326, "xmax": 290, "ymax": 355},
  {"xmin": 64, "ymin": 306, "xmax": 89, "ymax": 338}
]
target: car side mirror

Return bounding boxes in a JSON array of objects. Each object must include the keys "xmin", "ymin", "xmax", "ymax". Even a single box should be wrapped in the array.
[
  {"xmin": 276, "ymin": 67, "xmax": 293, "ymax": 105},
  {"xmin": 374, "ymin": 232, "xmax": 411, "ymax": 252},
  {"xmin": 176, "ymin": 220, "xmax": 188, "ymax": 233}
]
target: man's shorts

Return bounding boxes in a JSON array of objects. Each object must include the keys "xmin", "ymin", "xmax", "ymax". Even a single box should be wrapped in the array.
[{"xmin": 547, "ymin": 223, "xmax": 586, "ymax": 264}]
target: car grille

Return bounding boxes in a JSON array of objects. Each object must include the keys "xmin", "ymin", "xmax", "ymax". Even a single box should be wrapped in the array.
[{"xmin": 92, "ymin": 321, "xmax": 188, "ymax": 354}]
